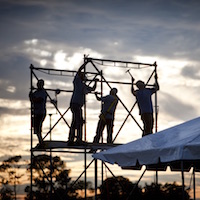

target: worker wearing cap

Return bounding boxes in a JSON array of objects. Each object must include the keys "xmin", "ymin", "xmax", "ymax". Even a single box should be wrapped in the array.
[{"xmin": 131, "ymin": 75, "xmax": 159, "ymax": 137}]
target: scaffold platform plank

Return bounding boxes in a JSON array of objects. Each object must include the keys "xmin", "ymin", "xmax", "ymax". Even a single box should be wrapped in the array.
[{"xmin": 33, "ymin": 140, "xmax": 121, "ymax": 151}]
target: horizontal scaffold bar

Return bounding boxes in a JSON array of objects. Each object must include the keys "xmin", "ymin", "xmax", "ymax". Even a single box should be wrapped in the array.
[
  {"xmin": 86, "ymin": 79, "xmax": 155, "ymax": 86},
  {"xmin": 86, "ymin": 57, "xmax": 157, "ymax": 67},
  {"xmin": 31, "ymin": 87, "xmax": 73, "ymax": 93},
  {"xmin": 30, "ymin": 64, "xmax": 100, "ymax": 75}
]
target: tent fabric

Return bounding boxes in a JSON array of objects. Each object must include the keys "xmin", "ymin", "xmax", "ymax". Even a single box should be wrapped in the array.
[{"xmin": 93, "ymin": 117, "xmax": 200, "ymax": 168}]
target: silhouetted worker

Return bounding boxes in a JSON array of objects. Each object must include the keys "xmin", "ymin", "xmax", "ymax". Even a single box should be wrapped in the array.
[
  {"xmin": 131, "ymin": 75, "xmax": 159, "ymax": 137},
  {"xmin": 93, "ymin": 88, "xmax": 118, "ymax": 144},
  {"xmin": 29, "ymin": 79, "xmax": 47, "ymax": 144},
  {"xmin": 68, "ymin": 64, "xmax": 98, "ymax": 145}
]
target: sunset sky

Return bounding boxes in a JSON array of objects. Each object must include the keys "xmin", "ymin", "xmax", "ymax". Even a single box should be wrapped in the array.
[{"xmin": 1, "ymin": 0, "xmax": 200, "ymax": 197}]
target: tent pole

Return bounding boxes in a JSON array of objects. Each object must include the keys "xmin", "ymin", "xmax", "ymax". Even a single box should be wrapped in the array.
[
  {"xmin": 95, "ymin": 159, "xmax": 98, "ymax": 200},
  {"xmin": 193, "ymin": 166, "xmax": 196, "ymax": 200},
  {"xmin": 49, "ymin": 114, "xmax": 53, "ymax": 199},
  {"xmin": 181, "ymin": 161, "xmax": 185, "ymax": 200},
  {"xmin": 155, "ymin": 170, "xmax": 158, "ymax": 185},
  {"xmin": 126, "ymin": 167, "xmax": 147, "ymax": 200}
]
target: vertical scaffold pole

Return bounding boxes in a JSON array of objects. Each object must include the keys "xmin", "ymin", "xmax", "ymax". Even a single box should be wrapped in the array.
[
  {"xmin": 154, "ymin": 62, "xmax": 158, "ymax": 185},
  {"xmin": 100, "ymin": 70, "xmax": 104, "ymax": 196},
  {"xmin": 30, "ymin": 64, "xmax": 33, "ymax": 200},
  {"xmin": 83, "ymin": 56, "xmax": 87, "ymax": 200},
  {"xmin": 154, "ymin": 62, "xmax": 158, "ymax": 133}
]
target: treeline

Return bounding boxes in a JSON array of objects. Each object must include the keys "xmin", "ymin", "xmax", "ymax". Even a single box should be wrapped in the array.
[{"xmin": 0, "ymin": 155, "xmax": 190, "ymax": 200}]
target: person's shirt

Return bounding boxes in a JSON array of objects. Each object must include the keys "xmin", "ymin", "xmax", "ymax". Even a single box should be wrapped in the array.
[
  {"xmin": 135, "ymin": 88, "xmax": 155, "ymax": 115},
  {"xmin": 30, "ymin": 89, "xmax": 47, "ymax": 115},
  {"xmin": 70, "ymin": 74, "xmax": 93, "ymax": 107},
  {"xmin": 101, "ymin": 95, "xmax": 118, "ymax": 120}
]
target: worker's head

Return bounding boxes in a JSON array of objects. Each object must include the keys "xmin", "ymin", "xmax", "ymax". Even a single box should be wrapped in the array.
[
  {"xmin": 110, "ymin": 88, "xmax": 118, "ymax": 96},
  {"xmin": 37, "ymin": 79, "xmax": 44, "ymax": 89},
  {"xmin": 78, "ymin": 71, "xmax": 87, "ymax": 81},
  {"xmin": 136, "ymin": 80, "xmax": 145, "ymax": 89}
]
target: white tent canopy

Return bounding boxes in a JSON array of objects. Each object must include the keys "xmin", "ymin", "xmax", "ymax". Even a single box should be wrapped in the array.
[{"xmin": 93, "ymin": 117, "xmax": 200, "ymax": 171}]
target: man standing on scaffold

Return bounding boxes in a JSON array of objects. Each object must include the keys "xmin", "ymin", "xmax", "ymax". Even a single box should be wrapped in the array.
[
  {"xmin": 68, "ymin": 63, "xmax": 98, "ymax": 145},
  {"xmin": 131, "ymin": 74, "xmax": 159, "ymax": 137},
  {"xmin": 93, "ymin": 88, "xmax": 118, "ymax": 144},
  {"xmin": 29, "ymin": 79, "xmax": 47, "ymax": 144}
]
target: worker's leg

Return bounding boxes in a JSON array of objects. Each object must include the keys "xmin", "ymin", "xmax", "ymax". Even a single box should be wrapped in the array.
[
  {"xmin": 93, "ymin": 118, "xmax": 106, "ymax": 143},
  {"xmin": 76, "ymin": 107, "xmax": 84, "ymax": 143},
  {"xmin": 141, "ymin": 113, "xmax": 153, "ymax": 137},
  {"xmin": 34, "ymin": 114, "xmax": 46, "ymax": 144},
  {"xmin": 68, "ymin": 104, "xmax": 77, "ymax": 143},
  {"xmin": 107, "ymin": 119, "xmax": 114, "ymax": 143}
]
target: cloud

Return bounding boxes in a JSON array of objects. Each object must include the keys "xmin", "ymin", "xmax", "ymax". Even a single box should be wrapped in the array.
[
  {"xmin": 1, "ymin": 0, "xmax": 200, "ymax": 62},
  {"xmin": 159, "ymin": 91, "xmax": 198, "ymax": 121},
  {"xmin": 1, "ymin": 1, "xmax": 200, "ymax": 183},
  {"xmin": 181, "ymin": 65, "xmax": 200, "ymax": 80},
  {"xmin": 0, "ymin": 106, "xmax": 28, "ymax": 116}
]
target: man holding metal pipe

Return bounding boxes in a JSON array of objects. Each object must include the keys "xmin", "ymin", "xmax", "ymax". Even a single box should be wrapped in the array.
[
  {"xmin": 68, "ymin": 63, "xmax": 98, "ymax": 145},
  {"xmin": 131, "ymin": 74, "xmax": 159, "ymax": 137},
  {"xmin": 93, "ymin": 88, "xmax": 118, "ymax": 144}
]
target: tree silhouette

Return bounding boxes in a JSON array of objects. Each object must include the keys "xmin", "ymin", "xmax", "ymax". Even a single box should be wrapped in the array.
[
  {"xmin": 1, "ymin": 154, "xmax": 191, "ymax": 200},
  {"xmin": 100, "ymin": 176, "xmax": 142, "ymax": 200},
  {"xmin": 162, "ymin": 182, "xmax": 190, "ymax": 200},
  {"xmin": 100, "ymin": 177, "xmax": 191, "ymax": 200},
  {"xmin": 0, "ymin": 155, "xmax": 23, "ymax": 200},
  {"xmin": 71, "ymin": 180, "xmax": 93, "ymax": 198},
  {"xmin": 142, "ymin": 183, "xmax": 165, "ymax": 200},
  {"xmin": 142, "ymin": 182, "xmax": 190, "ymax": 200},
  {"xmin": 25, "ymin": 154, "xmax": 92, "ymax": 200}
]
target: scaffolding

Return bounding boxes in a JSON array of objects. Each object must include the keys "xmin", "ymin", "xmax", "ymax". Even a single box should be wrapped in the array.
[{"xmin": 30, "ymin": 56, "xmax": 158, "ymax": 199}]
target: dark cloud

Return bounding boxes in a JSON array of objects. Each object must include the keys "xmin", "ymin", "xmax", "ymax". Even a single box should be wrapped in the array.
[
  {"xmin": 181, "ymin": 65, "xmax": 200, "ymax": 79},
  {"xmin": 1, "ymin": 0, "xmax": 200, "ymax": 60},
  {"xmin": 0, "ymin": 55, "xmax": 30, "ymax": 100},
  {"xmin": 0, "ymin": 106, "xmax": 29, "ymax": 116}
]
